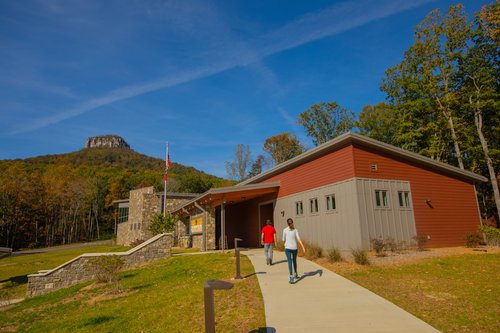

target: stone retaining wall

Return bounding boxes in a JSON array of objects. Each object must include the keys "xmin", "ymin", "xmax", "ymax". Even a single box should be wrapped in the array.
[{"xmin": 27, "ymin": 233, "xmax": 173, "ymax": 297}]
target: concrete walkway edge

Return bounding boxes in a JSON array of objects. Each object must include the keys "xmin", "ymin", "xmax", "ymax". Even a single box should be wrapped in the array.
[{"xmin": 244, "ymin": 248, "xmax": 440, "ymax": 333}]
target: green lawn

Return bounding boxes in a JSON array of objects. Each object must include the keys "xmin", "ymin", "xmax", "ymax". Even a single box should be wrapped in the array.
[
  {"xmin": 338, "ymin": 254, "xmax": 500, "ymax": 333},
  {"xmin": 0, "ymin": 253, "xmax": 265, "ymax": 333},
  {"xmin": 0, "ymin": 245, "xmax": 130, "ymax": 300}
]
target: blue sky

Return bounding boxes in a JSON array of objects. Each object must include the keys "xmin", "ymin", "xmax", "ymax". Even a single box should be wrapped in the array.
[{"xmin": 0, "ymin": 0, "xmax": 491, "ymax": 177}]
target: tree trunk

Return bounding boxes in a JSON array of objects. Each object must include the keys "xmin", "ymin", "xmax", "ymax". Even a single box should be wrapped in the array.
[
  {"xmin": 470, "ymin": 92, "xmax": 500, "ymax": 217},
  {"xmin": 436, "ymin": 96, "xmax": 465, "ymax": 170}
]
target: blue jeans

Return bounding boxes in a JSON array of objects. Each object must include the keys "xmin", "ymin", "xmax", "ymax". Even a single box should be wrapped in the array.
[
  {"xmin": 264, "ymin": 243, "xmax": 274, "ymax": 262},
  {"xmin": 285, "ymin": 248, "xmax": 298, "ymax": 276}
]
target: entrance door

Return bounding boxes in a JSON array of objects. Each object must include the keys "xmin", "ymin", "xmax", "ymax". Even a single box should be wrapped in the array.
[{"xmin": 259, "ymin": 202, "xmax": 275, "ymax": 239}]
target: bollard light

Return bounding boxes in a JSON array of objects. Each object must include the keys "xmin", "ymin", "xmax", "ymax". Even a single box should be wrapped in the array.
[{"xmin": 204, "ymin": 280, "xmax": 233, "ymax": 333}]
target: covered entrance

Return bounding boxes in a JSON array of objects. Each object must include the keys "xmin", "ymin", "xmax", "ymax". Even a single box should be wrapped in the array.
[
  {"xmin": 173, "ymin": 182, "xmax": 280, "ymax": 250},
  {"xmin": 258, "ymin": 202, "xmax": 275, "ymax": 235}
]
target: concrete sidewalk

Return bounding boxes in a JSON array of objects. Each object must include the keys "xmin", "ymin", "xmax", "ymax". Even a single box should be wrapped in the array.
[{"xmin": 244, "ymin": 248, "xmax": 440, "ymax": 333}]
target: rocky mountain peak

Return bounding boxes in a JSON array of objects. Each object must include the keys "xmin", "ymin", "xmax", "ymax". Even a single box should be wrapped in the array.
[{"xmin": 85, "ymin": 135, "xmax": 130, "ymax": 149}]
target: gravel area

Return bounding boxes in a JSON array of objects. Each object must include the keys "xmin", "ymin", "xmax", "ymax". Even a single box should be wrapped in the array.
[
  {"xmin": 368, "ymin": 246, "xmax": 500, "ymax": 266},
  {"xmin": 317, "ymin": 246, "xmax": 500, "ymax": 274}
]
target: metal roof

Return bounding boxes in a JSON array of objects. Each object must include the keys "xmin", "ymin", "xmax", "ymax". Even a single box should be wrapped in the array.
[
  {"xmin": 171, "ymin": 182, "xmax": 280, "ymax": 215},
  {"xmin": 238, "ymin": 132, "xmax": 487, "ymax": 185}
]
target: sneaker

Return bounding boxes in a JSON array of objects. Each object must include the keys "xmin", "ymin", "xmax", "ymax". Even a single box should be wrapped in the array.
[
  {"xmin": 289, "ymin": 276, "xmax": 294, "ymax": 284},
  {"xmin": 269, "ymin": 259, "xmax": 273, "ymax": 266},
  {"xmin": 294, "ymin": 274, "xmax": 300, "ymax": 280}
]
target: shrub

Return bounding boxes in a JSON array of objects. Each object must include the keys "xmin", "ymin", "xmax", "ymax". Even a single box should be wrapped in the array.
[
  {"xmin": 302, "ymin": 241, "xmax": 323, "ymax": 260},
  {"xmin": 351, "ymin": 248, "xmax": 369, "ymax": 265},
  {"xmin": 412, "ymin": 235, "xmax": 428, "ymax": 251},
  {"xmin": 0, "ymin": 281, "xmax": 18, "ymax": 301},
  {"xmin": 397, "ymin": 240, "xmax": 408, "ymax": 251},
  {"xmin": 130, "ymin": 239, "xmax": 145, "ymax": 247},
  {"xmin": 149, "ymin": 212, "xmax": 177, "ymax": 235},
  {"xmin": 370, "ymin": 238, "xmax": 386, "ymax": 257},
  {"xmin": 465, "ymin": 232, "xmax": 483, "ymax": 247},
  {"xmin": 479, "ymin": 226, "xmax": 500, "ymax": 246},
  {"xmin": 275, "ymin": 240, "xmax": 284, "ymax": 252},
  {"xmin": 327, "ymin": 247, "xmax": 343, "ymax": 263},
  {"xmin": 90, "ymin": 255, "xmax": 125, "ymax": 291},
  {"xmin": 385, "ymin": 237, "xmax": 399, "ymax": 252}
]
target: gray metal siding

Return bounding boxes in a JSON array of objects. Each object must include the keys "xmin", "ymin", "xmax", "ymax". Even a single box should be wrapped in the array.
[
  {"xmin": 272, "ymin": 177, "xmax": 417, "ymax": 251},
  {"xmin": 356, "ymin": 178, "xmax": 416, "ymax": 248},
  {"xmin": 273, "ymin": 178, "xmax": 363, "ymax": 250}
]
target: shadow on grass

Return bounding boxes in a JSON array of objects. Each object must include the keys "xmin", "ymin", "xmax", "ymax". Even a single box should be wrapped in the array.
[
  {"xmin": 1, "ymin": 275, "xmax": 28, "ymax": 285},
  {"xmin": 79, "ymin": 315, "xmax": 116, "ymax": 327},
  {"xmin": 249, "ymin": 327, "xmax": 276, "ymax": 333},
  {"xmin": 130, "ymin": 283, "xmax": 153, "ymax": 291},
  {"xmin": 244, "ymin": 272, "xmax": 267, "ymax": 278},
  {"xmin": 122, "ymin": 272, "xmax": 139, "ymax": 279}
]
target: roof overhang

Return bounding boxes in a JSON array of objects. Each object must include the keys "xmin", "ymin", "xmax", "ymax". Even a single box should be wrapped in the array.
[
  {"xmin": 238, "ymin": 132, "xmax": 487, "ymax": 185},
  {"xmin": 172, "ymin": 182, "xmax": 280, "ymax": 216}
]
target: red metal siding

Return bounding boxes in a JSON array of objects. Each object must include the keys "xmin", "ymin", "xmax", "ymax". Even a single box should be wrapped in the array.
[
  {"xmin": 352, "ymin": 144, "xmax": 481, "ymax": 247},
  {"xmin": 262, "ymin": 145, "xmax": 356, "ymax": 197}
]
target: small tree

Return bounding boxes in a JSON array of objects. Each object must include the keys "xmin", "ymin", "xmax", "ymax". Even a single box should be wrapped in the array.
[
  {"xmin": 225, "ymin": 144, "xmax": 252, "ymax": 181},
  {"xmin": 91, "ymin": 255, "xmax": 124, "ymax": 293},
  {"xmin": 149, "ymin": 212, "xmax": 177, "ymax": 235},
  {"xmin": 298, "ymin": 101, "xmax": 355, "ymax": 146},
  {"xmin": 263, "ymin": 132, "xmax": 305, "ymax": 165},
  {"xmin": 247, "ymin": 155, "xmax": 265, "ymax": 178}
]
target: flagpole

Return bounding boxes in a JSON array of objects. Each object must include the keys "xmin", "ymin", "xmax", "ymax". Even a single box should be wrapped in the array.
[{"xmin": 163, "ymin": 142, "xmax": 168, "ymax": 216}]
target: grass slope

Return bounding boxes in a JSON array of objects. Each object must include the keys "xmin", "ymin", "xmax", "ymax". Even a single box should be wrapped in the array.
[
  {"xmin": 338, "ymin": 254, "xmax": 500, "ymax": 333},
  {"xmin": 1, "ymin": 253, "xmax": 265, "ymax": 333}
]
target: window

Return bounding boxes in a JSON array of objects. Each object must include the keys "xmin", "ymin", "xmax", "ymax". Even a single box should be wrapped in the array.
[
  {"xmin": 398, "ymin": 191, "xmax": 411, "ymax": 208},
  {"xmin": 309, "ymin": 198, "xmax": 319, "ymax": 214},
  {"xmin": 118, "ymin": 207, "xmax": 129, "ymax": 223},
  {"xmin": 326, "ymin": 194, "xmax": 336, "ymax": 211},
  {"xmin": 295, "ymin": 201, "xmax": 304, "ymax": 216},
  {"xmin": 375, "ymin": 190, "xmax": 389, "ymax": 208}
]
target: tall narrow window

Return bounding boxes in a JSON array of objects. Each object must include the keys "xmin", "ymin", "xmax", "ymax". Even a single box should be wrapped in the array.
[
  {"xmin": 375, "ymin": 190, "xmax": 389, "ymax": 208},
  {"xmin": 309, "ymin": 198, "xmax": 319, "ymax": 214},
  {"xmin": 326, "ymin": 194, "xmax": 336, "ymax": 211},
  {"xmin": 118, "ymin": 206, "xmax": 129, "ymax": 223},
  {"xmin": 398, "ymin": 191, "xmax": 411, "ymax": 208},
  {"xmin": 295, "ymin": 201, "xmax": 304, "ymax": 216}
]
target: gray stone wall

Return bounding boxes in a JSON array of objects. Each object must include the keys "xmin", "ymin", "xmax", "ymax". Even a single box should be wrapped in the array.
[
  {"xmin": 27, "ymin": 233, "xmax": 173, "ymax": 297},
  {"xmin": 116, "ymin": 187, "xmax": 195, "ymax": 246},
  {"xmin": 116, "ymin": 220, "xmax": 132, "ymax": 245},
  {"xmin": 186, "ymin": 205, "xmax": 216, "ymax": 251},
  {"xmin": 117, "ymin": 187, "xmax": 159, "ymax": 246},
  {"xmin": 192, "ymin": 234, "xmax": 204, "ymax": 249},
  {"xmin": 205, "ymin": 205, "xmax": 216, "ymax": 250}
]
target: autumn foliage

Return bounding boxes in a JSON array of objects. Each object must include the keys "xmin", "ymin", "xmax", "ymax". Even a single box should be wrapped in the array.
[{"xmin": 0, "ymin": 148, "xmax": 227, "ymax": 249}]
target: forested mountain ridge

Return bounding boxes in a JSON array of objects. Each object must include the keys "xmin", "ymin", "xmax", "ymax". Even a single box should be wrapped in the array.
[{"xmin": 0, "ymin": 145, "xmax": 232, "ymax": 250}]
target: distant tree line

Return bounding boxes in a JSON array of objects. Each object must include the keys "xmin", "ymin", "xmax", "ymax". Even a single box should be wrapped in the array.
[
  {"xmin": 0, "ymin": 148, "xmax": 230, "ymax": 249},
  {"xmin": 225, "ymin": 3, "xmax": 499, "ymax": 221}
]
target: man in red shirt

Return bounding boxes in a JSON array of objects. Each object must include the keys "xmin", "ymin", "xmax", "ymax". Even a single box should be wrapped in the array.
[{"xmin": 261, "ymin": 219, "xmax": 277, "ymax": 265}]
